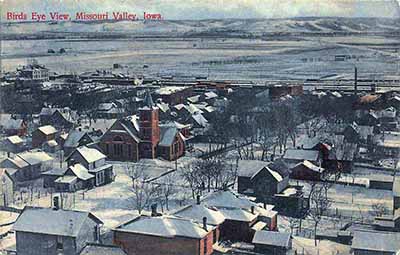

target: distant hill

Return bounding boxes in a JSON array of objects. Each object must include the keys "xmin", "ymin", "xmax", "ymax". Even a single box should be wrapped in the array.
[{"xmin": 2, "ymin": 17, "xmax": 400, "ymax": 38}]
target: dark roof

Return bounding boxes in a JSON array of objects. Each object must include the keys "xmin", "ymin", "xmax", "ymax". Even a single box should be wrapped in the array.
[
  {"xmin": 117, "ymin": 116, "xmax": 141, "ymax": 142},
  {"xmin": 13, "ymin": 207, "xmax": 103, "ymax": 237},
  {"xmin": 252, "ymin": 230, "xmax": 291, "ymax": 248},
  {"xmin": 268, "ymin": 159, "xmax": 290, "ymax": 177}
]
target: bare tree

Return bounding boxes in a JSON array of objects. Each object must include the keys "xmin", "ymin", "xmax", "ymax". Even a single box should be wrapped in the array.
[
  {"xmin": 181, "ymin": 163, "xmax": 203, "ymax": 199},
  {"xmin": 308, "ymin": 184, "xmax": 331, "ymax": 246},
  {"xmin": 159, "ymin": 171, "xmax": 179, "ymax": 211},
  {"xmin": 126, "ymin": 163, "xmax": 160, "ymax": 214}
]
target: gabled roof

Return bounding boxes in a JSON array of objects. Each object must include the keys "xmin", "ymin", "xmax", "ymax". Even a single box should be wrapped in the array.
[
  {"xmin": 64, "ymin": 130, "xmax": 92, "ymax": 148},
  {"xmin": 0, "ymin": 157, "xmax": 29, "ymax": 169},
  {"xmin": 13, "ymin": 207, "xmax": 103, "ymax": 237},
  {"xmin": 283, "ymin": 149, "xmax": 319, "ymax": 162},
  {"xmin": 68, "ymin": 164, "xmax": 94, "ymax": 181},
  {"xmin": 0, "ymin": 168, "xmax": 13, "ymax": 182},
  {"xmin": 217, "ymin": 207, "xmax": 257, "ymax": 222},
  {"xmin": 37, "ymin": 125, "xmax": 57, "ymax": 135},
  {"xmin": 191, "ymin": 113, "xmax": 208, "ymax": 128},
  {"xmin": 293, "ymin": 160, "xmax": 325, "ymax": 174},
  {"xmin": 74, "ymin": 146, "xmax": 106, "ymax": 164},
  {"xmin": 252, "ymin": 230, "xmax": 291, "ymax": 248},
  {"xmin": 6, "ymin": 135, "xmax": 23, "ymax": 145},
  {"xmin": 201, "ymin": 190, "xmax": 255, "ymax": 210},
  {"xmin": 115, "ymin": 215, "xmax": 213, "ymax": 239},
  {"xmin": 116, "ymin": 116, "xmax": 141, "ymax": 143},
  {"xmin": 17, "ymin": 151, "xmax": 53, "ymax": 165},
  {"xmin": 159, "ymin": 126, "xmax": 180, "ymax": 147},
  {"xmin": 0, "ymin": 114, "xmax": 24, "ymax": 130},
  {"xmin": 352, "ymin": 231, "xmax": 400, "ymax": 252},
  {"xmin": 80, "ymin": 243, "xmax": 126, "ymax": 255},
  {"xmin": 172, "ymin": 204, "xmax": 225, "ymax": 226},
  {"xmin": 141, "ymin": 90, "xmax": 155, "ymax": 109},
  {"xmin": 204, "ymin": 91, "xmax": 218, "ymax": 99}
]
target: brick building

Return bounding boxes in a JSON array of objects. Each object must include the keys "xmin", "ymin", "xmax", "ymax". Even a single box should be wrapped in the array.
[
  {"xmin": 100, "ymin": 91, "xmax": 185, "ymax": 161},
  {"xmin": 113, "ymin": 215, "xmax": 214, "ymax": 255}
]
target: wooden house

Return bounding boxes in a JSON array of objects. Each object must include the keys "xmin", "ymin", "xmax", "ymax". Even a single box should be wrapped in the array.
[
  {"xmin": 66, "ymin": 146, "xmax": 114, "ymax": 187},
  {"xmin": 290, "ymin": 160, "xmax": 325, "ymax": 181},
  {"xmin": 32, "ymin": 125, "xmax": 58, "ymax": 148},
  {"xmin": 252, "ymin": 230, "xmax": 292, "ymax": 255},
  {"xmin": 13, "ymin": 206, "xmax": 103, "ymax": 255},
  {"xmin": 54, "ymin": 164, "xmax": 95, "ymax": 192},
  {"xmin": 0, "ymin": 169, "xmax": 14, "ymax": 207}
]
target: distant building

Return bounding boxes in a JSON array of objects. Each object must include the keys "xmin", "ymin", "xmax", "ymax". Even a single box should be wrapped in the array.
[
  {"xmin": 252, "ymin": 230, "xmax": 292, "ymax": 255},
  {"xmin": 268, "ymin": 84, "xmax": 303, "ymax": 99},
  {"xmin": 32, "ymin": 125, "xmax": 58, "ymax": 148},
  {"xmin": 0, "ymin": 169, "xmax": 14, "ymax": 207},
  {"xmin": 283, "ymin": 149, "xmax": 321, "ymax": 167},
  {"xmin": 201, "ymin": 190, "xmax": 278, "ymax": 242},
  {"xmin": 114, "ymin": 215, "xmax": 214, "ymax": 255},
  {"xmin": 0, "ymin": 151, "xmax": 53, "ymax": 182},
  {"xmin": 54, "ymin": 164, "xmax": 95, "ymax": 192},
  {"xmin": 13, "ymin": 206, "xmax": 103, "ymax": 255},
  {"xmin": 2, "ymin": 135, "xmax": 24, "ymax": 156},
  {"xmin": 39, "ymin": 108, "xmax": 77, "ymax": 130},
  {"xmin": 17, "ymin": 63, "xmax": 49, "ymax": 81},
  {"xmin": 351, "ymin": 230, "xmax": 400, "ymax": 255},
  {"xmin": 237, "ymin": 160, "xmax": 289, "ymax": 203},
  {"xmin": 154, "ymin": 86, "xmax": 192, "ymax": 105},
  {"xmin": 0, "ymin": 114, "xmax": 28, "ymax": 136},
  {"xmin": 290, "ymin": 160, "xmax": 325, "ymax": 181},
  {"xmin": 100, "ymin": 91, "xmax": 186, "ymax": 161},
  {"xmin": 63, "ymin": 129, "xmax": 94, "ymax": 156},
  {"xmin": 66, "ymin": 146, "xmax": 114, "ymax": 187}
]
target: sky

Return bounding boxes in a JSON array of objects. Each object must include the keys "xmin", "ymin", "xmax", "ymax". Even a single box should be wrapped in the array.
[{"xmin": 1, "ymin": 0, "xmax": 400, "ymax": 20}]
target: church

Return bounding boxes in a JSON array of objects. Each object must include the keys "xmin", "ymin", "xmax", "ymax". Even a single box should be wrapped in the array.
[{"xmin": 99, "ymin": 91, "xmax": 186, "ymax": 161}]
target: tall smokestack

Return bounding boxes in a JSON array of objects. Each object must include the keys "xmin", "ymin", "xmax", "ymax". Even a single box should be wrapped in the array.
[{"xmin": 354, "ymin": 67, "xmax": 358, "ymax": 96}]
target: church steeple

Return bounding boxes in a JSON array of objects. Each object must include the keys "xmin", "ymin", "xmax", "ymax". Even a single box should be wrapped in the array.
[
  {"xmin": 139, "ymin": 89, "xmax": 160, "ymax": 158},
  {"xmin": 142, "ymin": 90, "xmax": 155, "ymax": 109}
]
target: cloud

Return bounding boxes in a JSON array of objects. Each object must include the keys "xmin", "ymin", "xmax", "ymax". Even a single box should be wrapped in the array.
[{"xmin": 2, "ymin": 0, "xmax": 400, "ymax": 19}]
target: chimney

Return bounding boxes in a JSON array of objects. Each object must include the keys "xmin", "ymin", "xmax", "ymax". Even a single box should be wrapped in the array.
[
  {"xmin": 78, "ymin": 127, "xmax": 82, "ymax": 132},
  {"xmin": 53, "ymin": 196, "xmax": 60, "ymax": 210},
  {"xmin": 263, "ymin": 202, "xmax": 266, "ymax": 209},
  {"xmin": 354, "ymin": 66, "xmax": 358, "ymax": 96},
  {"xmin": 251, "ymin": 206, "xmax": 255, "ymax": 214},
  {"xmin": 202, "ymin": 217, "xmax": 207, "ymax": 231},
  {"xmin": 151, "ymin": 203, "xmax": 158, "ymax": 217},
  {"xmin": 196, "ymin": 195, "xmax": 201, "ymax": 205}
]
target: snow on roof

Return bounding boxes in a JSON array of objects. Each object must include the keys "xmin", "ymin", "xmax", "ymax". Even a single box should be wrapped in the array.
[
  {"xmin": 69, "ymin": 164, "xmax": 94, "ymax": 181},
  {"xmin": 54, "ymin": 175, "xmax": 78, "ymax": 184},
  {"xmin": 17, "ymin": 151, "xmax": 53, "ymax": 165},
  {"xmin": 156, "ymin": 86, "xmax": 186, "ymax": 95},
  {"xmin": 1, "ymin": 157, "xmax": 29, "ymax": 169},
  {"xmin": 201, "ymin": 190, "xmax": 253, "ymax": 209},
  {"xmin": 268, "ymin": 168, "xmax": 283, "ymax": 182},
  {"xmin": 0, "ymin": 114, "xmax": 24, "ymax": 130},
  {"xmin": 187, "ymin": 104, "xmax": 203, "ymax": 115},
  {"xmin": 0, "ymin": 168, "xmax": 13, "ymax": 180},
  {"xmin": 191, "ymin": 113, "xmax": 208, "ymax": 127},
  {"xmin": 37, "ymin": 125, "xmax": 57, "ymax": 135},
  {"xmin": 237, "ymin": 160, "xmax": 270, "ymax": 178},
  {"xmin": 283, "ymin": 149, "xmax": 319, "ymax": 161},
  {"xmin": 156, "ymin": 102, "xmax": 170, "ymax": 113},
  {"xmin": 172, "ymin": 204, "xmax": 225, "ymax": 226},
  {"xmin": 252, "ymin": 230, "xmax": 291, "ymax": 248},
  {"xmin": 6, "ymin": 135, "xmax": 23, "ymax": 144},
  {"xmin": 116, "ymin": 215, "xmax": 212, "ymax": 239},
  {"xmin": 394, "ymin": 178, "xmax": 400, "ymax": 197},
  {"xmin": 45, "ymin": 140, "xmax": 58, "ymax": 147},
  {"xmin": 13, "ymin": 207, "xmax": 103, "ymax": 237},
  {"xmin": 352, "ymin": 231, "xmax": 400, "ymax": 252},
  {"xmin": 80, "ymin": 244, "xmax": 126, "ymax": 255},
  {"xmin": 64, "ymin": 130, "xmax": 90, "ymax": 148},
  {"xmin": 205, "ymin": 91, "xmax": 218, "ymax": 99},
  {"xmin": 217, "ymin": 207, "xmax": 257, "ymax": 222},
  {"xmin": 76, "ymin": 146, "xmax": 106, "ymax": 163},
  {"xmin": 294, "ymin": 160, "xmax": 325, "ymax": 173},
  {"xmin": 173, "ymin": 104, "xmax": 186, "ymax": 111},
  {"xmin": 159, "ymin": 126, "xmax": 179, "ymax": 147},
  {"xmin": 251, "ymin": 221, "xmax": 267, "ymax": 231},
  {"xmin": 42, "ymin": 167, "xmax": 67, "ymax": 176},
  {"xmin": 187, "ymin": 95, "xmax": 200, "ymax": 103}
]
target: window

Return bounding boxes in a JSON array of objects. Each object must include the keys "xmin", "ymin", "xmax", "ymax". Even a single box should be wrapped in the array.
[
  {"xmin": 96, "ymin": 171, "xmax": 105, "ymax": 186},
  {"xmin": 56, "ymin": 236, "xmax": 63, "ymax": 251}
]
